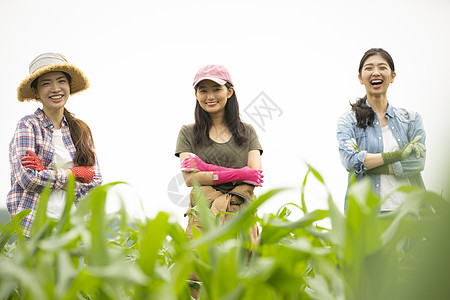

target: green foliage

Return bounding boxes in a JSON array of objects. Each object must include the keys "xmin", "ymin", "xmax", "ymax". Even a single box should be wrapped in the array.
[{"xmin": 0, "ymin": 166, "xmax": 449, "ymax": 299}]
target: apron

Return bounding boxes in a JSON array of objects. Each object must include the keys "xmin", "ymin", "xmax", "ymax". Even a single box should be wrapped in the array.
[{"xmin": 185, "ymin": 183, "xmax": 259, "ymax": 245}]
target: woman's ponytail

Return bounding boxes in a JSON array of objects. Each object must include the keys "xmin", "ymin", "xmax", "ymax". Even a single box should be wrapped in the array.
[
  {"xmin": 350, "ymin": 96, "xmax": 375, "ymax": 129},
  {"xmin": 63, "ymin": 108, "xmax": 96, "ymax": 166}
]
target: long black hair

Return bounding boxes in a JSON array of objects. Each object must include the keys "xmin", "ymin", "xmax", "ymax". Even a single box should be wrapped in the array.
[
  {"xmin": 193, "ymin": 82, "xmax": 248, "ymax": 146},
  {"xmin": 351, "ymin": 48, "xmax": 395, "ymax": 129}
]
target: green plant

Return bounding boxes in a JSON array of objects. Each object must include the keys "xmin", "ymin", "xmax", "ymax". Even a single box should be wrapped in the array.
[{"xmin": 0, "ymin": 166, "xmax": 448, "ymax": 299}]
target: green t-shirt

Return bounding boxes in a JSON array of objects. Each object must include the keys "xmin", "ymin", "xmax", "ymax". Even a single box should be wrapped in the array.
[{"xmin": 175, "ymin": 123, "xmax": 263, "ymax": 169}]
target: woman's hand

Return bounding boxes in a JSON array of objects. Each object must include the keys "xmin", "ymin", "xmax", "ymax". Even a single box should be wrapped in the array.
[
  {"xmin": 70, "ymin": 166, "xmax": 95, "ymax": 183},
  {"xmin": 181, "ymin": 154, "xmax": 213, "ymax": 172},
  {"xmin": 21, "ymin": 150, "xmax": 45, "ymax": 171},
  {"xmin": 345, "ymin": 138, "xmax": 360, "ymax": 152},
  {"xmin": 401, "ymin": 136, "xmax": 426, "ymax": 159},
  {"xmin": 239, "ymin": 166, "xmax": 264, "ymax": 187},
  {"xmin": 382, "ymin": 135, "xmax": 426, "ymax": 164}
]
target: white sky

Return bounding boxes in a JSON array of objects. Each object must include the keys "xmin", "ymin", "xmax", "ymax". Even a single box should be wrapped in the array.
[{"xmin": 1, "ymin": 0, "xmax": 450, "ymax": 226}]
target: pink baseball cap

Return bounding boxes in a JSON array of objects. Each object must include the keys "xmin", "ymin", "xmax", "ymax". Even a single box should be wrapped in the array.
[{"xmin": 193, "ymin": 64, "xmax": 233, "ymax": 88}]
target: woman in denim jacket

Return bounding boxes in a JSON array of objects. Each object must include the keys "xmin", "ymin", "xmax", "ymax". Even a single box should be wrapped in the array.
[{"xmin": 337, "ymin": 48, "xmax": 426, "ymax": 212}]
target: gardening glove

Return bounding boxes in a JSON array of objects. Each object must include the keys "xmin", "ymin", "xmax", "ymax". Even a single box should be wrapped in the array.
[
  {"xmin": 382, "ymin": 136, "xmax": 425, "ymax": 164},
  {"xmin": 213, "ymin": 166, "xmax": 264, "ymax": 187},
  {"xmin": 411, "ymin": 142, "xmax": 426, "ymax": 159},
  {"xmin": 181, "ymin": 153, "xmax": 228, "ymax": 172},
  {"xmin": 367, "ymin": 164, "xmax": 390, "ymax": 175},
  {"xmin": 21, "ymin": 150, "xmax": 45, "ymax": 171},
  {"xmin": 70, "ymin": 166, "xmax": 95, "ymax": 183},
  {"xmin": 345, "ymin": 138, "xmax": 360, "ymax": 152}
]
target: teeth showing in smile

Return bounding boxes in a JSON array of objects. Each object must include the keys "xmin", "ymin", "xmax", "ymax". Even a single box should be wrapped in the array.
[
  {"xmin": 370, "ymin": 80, "xmax": 383, "ymax": 85},
  {"xmin": 206, "ymin": 101, "xmax": 218, "ymax": 106},
  {"xmin": 50, "ymin": 95, "xmax": 63, "ymax": 100}
]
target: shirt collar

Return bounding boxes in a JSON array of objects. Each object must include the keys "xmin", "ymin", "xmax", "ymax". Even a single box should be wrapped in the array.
[
  {"xmin": 385, "ymin": 103, "xmax": 394, "ymax": 118},
  {"xmin": 35, "ymin": 108, "xmax": 69, "ymax": 129},
  {"xmin": 365, "ymin": 99, "xmax": 394, "ymax": 118}
]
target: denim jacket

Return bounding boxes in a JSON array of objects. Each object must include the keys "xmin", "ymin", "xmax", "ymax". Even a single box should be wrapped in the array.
[{"xmin": 337, "ymin": 101, "xmax": 426, "ymax": 200}]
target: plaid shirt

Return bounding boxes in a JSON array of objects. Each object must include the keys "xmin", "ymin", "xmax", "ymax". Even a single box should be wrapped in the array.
[{"xmin": 7, "ymin": 108, "xmax": 102, "ymax": 236}]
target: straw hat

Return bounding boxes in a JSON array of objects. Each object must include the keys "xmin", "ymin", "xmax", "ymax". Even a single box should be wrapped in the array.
[{"xmin": 17, "ymin": 53, "xmax": 89, "ymax": 102}]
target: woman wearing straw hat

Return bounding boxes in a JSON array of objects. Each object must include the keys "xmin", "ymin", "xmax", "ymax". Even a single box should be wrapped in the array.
[
  {"xmin": 7, "ymin": 53, "xmax": 102, "ymax": 237},
  {"xmin": 175, "ymin": 64, "xmax": 263, "ymax": 243}
]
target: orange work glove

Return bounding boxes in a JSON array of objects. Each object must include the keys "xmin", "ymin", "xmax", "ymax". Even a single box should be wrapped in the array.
[
  {"xmin": 70, "ymin": 166, "xmax": 95, "ymax": 183},
  {"xmin": 21, "ymin": 150, "xmax": 45, "ymax": 171}
]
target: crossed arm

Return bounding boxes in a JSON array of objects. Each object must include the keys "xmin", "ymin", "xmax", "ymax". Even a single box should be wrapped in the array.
[
  {"xmin": 179, "ymin": 149, "xmax": 262, "ymax": 187},
  {"xmin": 344, "ymin": 137, "xmax": 426, "ymax": 175}
]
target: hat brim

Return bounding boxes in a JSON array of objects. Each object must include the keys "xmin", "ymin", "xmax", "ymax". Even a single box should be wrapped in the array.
[
  {"xmin": 17, "ymin": 63, "xmax": 89, "ymax": 102},
  {"xmin": 193, "ymin": 77, "xmax": 227, "ymax": 88}
]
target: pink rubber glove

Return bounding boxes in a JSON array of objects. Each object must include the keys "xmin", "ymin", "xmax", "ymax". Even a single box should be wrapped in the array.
[
  {"xmin": 213, "ymin": 166, "xmax": 264, "ymax": 187},
  {"xmin": 21, "ymin": 150, "xmax": 45, "ymax": 171},
  {"xmin": 70, "ymin": 166, "xmax": 95, "ymax": 183},
  {"xmin": 181, "ymin": 154, "xmax": 228, "ymax": 172}
]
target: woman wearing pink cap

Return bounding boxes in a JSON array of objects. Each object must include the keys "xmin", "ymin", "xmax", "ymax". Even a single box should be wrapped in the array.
[{"xmin": 175, "ymin": 64, "xmax": 263, "ymax": 244}]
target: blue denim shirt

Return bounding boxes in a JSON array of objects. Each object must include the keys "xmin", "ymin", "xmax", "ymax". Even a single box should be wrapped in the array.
[{"xmin": 337, "ymin": 101, "xmax": 426, "ymax": 202}]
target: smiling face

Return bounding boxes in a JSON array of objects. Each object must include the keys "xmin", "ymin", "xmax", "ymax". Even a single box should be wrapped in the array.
[
  {"xmin": 195, "ymin": 80, "xmax": 234, "ymax": 117},
  {"xmin": 358, "ymin": 54, "xmax": 396, "ymax": 97},
  {"xmin": 34, "ymin": 71, "xmax": 70, "ymax": 114}
]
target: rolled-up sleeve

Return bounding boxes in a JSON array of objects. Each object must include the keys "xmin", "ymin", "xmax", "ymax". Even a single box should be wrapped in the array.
[{"xmin": 337, "ymin": 113, "xmax": 366, "ymax": 175}]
